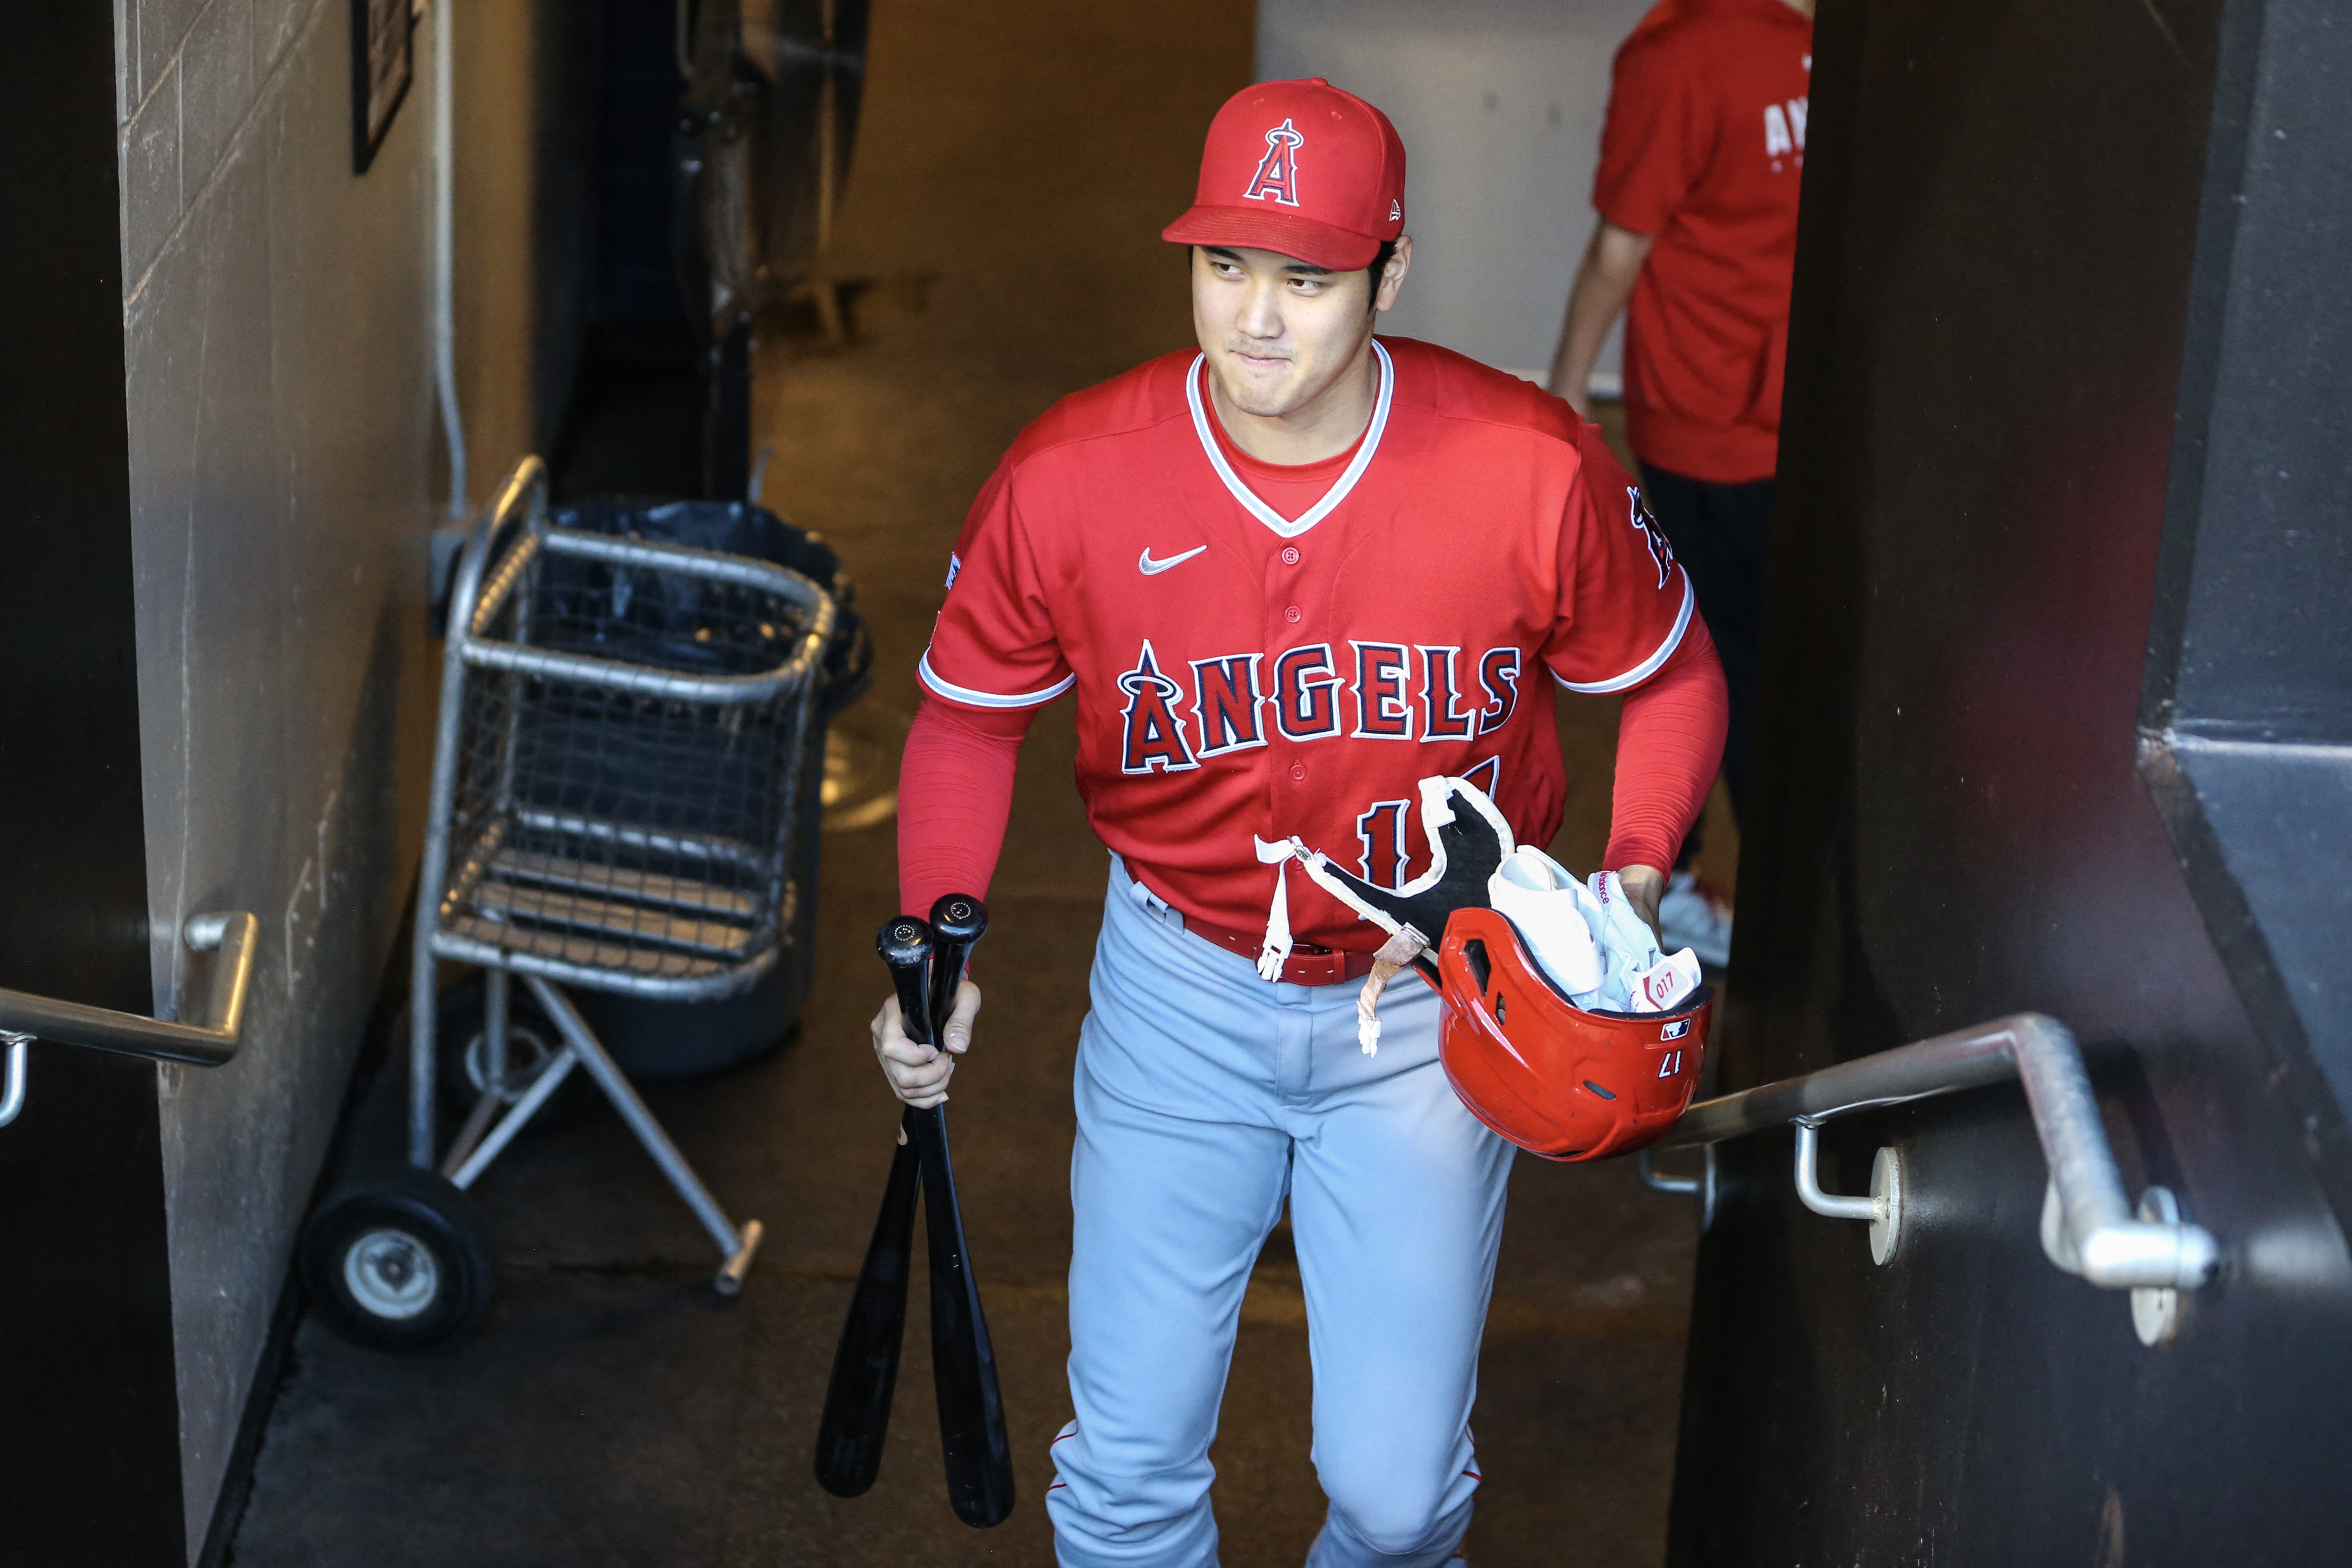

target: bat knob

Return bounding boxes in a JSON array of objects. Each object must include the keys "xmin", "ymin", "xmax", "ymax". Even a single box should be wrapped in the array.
[
  {"xmin": 877, "ymin": 917, "xmax": 934, "ymax": 972},
  {"xmin": 929, "ymin": 895, "xmax": 989, "ymax": 946}
]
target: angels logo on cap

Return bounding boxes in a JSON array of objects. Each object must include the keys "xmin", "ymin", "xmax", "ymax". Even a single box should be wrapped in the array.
[{"xmin": 1244, "ymin": 119, "xmax": 1305, "ymax": 207}]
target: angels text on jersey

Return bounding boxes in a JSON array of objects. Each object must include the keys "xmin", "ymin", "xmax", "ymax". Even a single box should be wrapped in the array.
[
  {"xmin": 1764, "ymin": 52, "xmax": 1812, "ymax": 173},
  {"xmin": 1763, "ymin": 96, "xmax": 1808, "ymax": 166},
  {"xmin": 1113, "ymin": 637, "xmax": 1524, "ymax": 775}
]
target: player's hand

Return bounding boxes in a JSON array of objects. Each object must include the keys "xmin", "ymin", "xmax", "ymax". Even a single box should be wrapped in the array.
[
  {"xmin": 1616, "ymin": 863, "xmax": 1667, "ymax": 948},
  {"xmin": 869, "ymin": 979, "xmax": 982, "ymax": 1109}
]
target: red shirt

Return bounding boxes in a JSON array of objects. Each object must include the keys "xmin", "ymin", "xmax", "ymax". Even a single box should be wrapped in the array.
[
  {"xmin": 919, "ymin": 337, "xmax": 1694, "ymax": 951},
  {"xmin": 1208, "ymin": 405, "xmax": 1366, "ymax": 523},
  {"xmin": 1596, "ymin": 0, "xmax": 1813, "ymax": 483}
]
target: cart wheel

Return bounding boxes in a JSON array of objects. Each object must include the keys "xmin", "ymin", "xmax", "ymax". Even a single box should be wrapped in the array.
[
  {"xmin": 300, "ymin": 1168, "xmax": 496, "ymax": 1352},
  {"xmin": 434, "ymin": 974, "xmax": 594, "ymax": 1127}
]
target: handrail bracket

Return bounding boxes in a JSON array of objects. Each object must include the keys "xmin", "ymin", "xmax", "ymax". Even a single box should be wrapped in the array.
[{"xmin": 1793, "ymin": 1119, "xmax": 1905, "ymax": 1265}]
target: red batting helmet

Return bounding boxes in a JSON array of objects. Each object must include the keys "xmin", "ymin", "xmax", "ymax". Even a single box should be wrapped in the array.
[{"xmin": 1433, "ymin": 907, "xmax": 1710, "ymax": 1162}]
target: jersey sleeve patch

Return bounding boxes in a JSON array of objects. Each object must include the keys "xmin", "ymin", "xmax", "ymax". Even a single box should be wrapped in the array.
[{"xmin": 1544, "ymin": 434, "xmax": 1698, "ymax": 694}]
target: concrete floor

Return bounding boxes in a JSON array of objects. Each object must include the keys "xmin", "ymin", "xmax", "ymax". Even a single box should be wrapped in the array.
[{"xmin": 226, "ymin": 1, "xmax": 1735, "ymax": 1562}]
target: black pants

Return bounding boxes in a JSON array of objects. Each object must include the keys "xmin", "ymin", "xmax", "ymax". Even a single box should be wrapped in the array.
[{"xmin": 1639, "ymin": 463, "xmax": 1773, "ymax": 839}]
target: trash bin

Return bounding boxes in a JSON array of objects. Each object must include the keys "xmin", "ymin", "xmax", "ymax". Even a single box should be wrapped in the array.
[{"xmin": 546, "ymin": 495, "xmax": 873, "ymax": 1078}]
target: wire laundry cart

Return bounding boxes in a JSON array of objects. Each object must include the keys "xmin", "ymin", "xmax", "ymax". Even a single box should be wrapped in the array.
[{"xmin": 301, "ymin": 456, "xmax": 835, "ymax": 1350}]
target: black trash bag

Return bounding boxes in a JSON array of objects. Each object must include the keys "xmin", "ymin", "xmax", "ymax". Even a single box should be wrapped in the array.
[{"xmin": 548, "ymin": 495, "xmax": 874, "ymax": 719}]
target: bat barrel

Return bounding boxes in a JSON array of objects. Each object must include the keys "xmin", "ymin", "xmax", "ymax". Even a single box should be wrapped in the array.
[
  {"xmin": 907, "ymin": 1104, "xmax": 1017, "ymax": 1528},
  {"xmin": 813, "ymin": 1119, "xmax": 923, "ymax": 1499}
]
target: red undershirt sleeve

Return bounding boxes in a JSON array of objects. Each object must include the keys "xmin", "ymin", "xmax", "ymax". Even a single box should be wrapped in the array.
[
  {"xmin": 896, "ymin": 695, "xmax": 1036, "ymax": 919},
  {"xmin": 1602, "ymin": 611, "xmax": 1729, "ymax": 874}
]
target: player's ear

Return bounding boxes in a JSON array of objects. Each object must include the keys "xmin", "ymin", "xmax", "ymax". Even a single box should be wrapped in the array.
[{"xmin": 1374, "ymin": 234, "xmax": 1412, "ymax": 314}]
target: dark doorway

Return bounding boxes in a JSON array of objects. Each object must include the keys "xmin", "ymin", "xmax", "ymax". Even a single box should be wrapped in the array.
[
  {"xmin": 1669, "ymin": 0, "xmax": 2352, "ymax": 1561},
  {"xmin": 0, "ymin": 5, "xmax": 185, "ymax": 1563}
]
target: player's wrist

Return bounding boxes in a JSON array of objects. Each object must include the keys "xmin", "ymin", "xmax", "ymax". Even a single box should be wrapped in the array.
[{"xmin": 1612, "ymin": 863, "xmax": 1667, "ymax": 941}]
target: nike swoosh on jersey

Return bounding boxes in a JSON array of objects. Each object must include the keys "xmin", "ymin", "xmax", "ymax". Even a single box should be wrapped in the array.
[{"xmin": 1138, "ymin": 544, "xmax": 1208, "ymax": 576}]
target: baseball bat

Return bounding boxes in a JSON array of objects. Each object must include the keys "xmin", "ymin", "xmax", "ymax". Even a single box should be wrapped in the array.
[
  {"xmin": 813, "ymin": 1117, "xmax": 921, "ymax": 1496},
  {"xmin": 812, "ymin": 917, "xmax": 936, "ymax": 1498},
  {"xmin": 905, "ymin": 1100, "xmax": 1014, "ymax": 1527},
  {"xmin": 915, "ymin": 895, "xmax": 1014, "ymax": 1526},
  {"xmin": 927, "ymin": 894, "xmax": 987, "ymax": 1039}
]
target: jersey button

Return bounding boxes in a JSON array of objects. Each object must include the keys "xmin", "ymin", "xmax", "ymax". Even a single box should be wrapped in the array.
[
  {"xmin": 1284, "ymin": 604, "xmax": 1302, "ymax": 624},
  {"xmin": 1289, "ymin": 761, "xmax": 1307, "ymax": 781},
  {"xmin": 1280, "ymin": 546, "xmax": 1300, "ymax": 566}
]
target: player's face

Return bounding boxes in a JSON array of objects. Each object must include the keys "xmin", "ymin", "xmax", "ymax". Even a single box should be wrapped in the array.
[{"xmin": 1191, "ymin": 242, "xmax": 1411, "ymax": 422}]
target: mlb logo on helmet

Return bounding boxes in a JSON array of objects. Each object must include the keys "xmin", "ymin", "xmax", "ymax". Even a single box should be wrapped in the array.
[{"xmin": 1163, "ymin": 78, "xmax": 1408, "ymax": 271}]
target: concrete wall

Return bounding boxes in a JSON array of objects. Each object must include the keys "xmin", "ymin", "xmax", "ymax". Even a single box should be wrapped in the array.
[
  {"xmin": 113, "ymin": 0, "xmax": 537, "ymax": 1551},
  {"xmin": 1257, "ymin": 0, "xmax": 1651, "ymax": 383}
]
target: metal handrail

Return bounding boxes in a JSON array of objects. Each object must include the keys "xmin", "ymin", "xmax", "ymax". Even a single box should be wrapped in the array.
[
  {"xmin": 0, "ymin": 912, "xmax": 260, "ymax": 1126},
  {"xmin": 1655, "ymin": 1012, "xmax": 2219, "ymax": 1293}
]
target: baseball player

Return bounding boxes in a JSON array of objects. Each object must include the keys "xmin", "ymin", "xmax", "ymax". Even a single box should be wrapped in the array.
[
  {"xmin": 871, "ymin": 79, "xmax": 1728, "ymax": 1568},
  {"xmin": 1549, "ymin": 0, "xmax": 1814, "ymax": 832}
]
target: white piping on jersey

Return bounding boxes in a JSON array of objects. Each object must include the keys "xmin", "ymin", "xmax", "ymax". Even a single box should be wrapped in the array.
[
  {"xmin": 1553, "ymin": 572, "xmax": 1696, "ymax": 694},
  {"xmin": 918, "ymin": 648, "xmax": 1077, "ymax": 709},
  {"xmin": 1185, "ymin": 339, "xmax": 1395, "ymax": 540}
]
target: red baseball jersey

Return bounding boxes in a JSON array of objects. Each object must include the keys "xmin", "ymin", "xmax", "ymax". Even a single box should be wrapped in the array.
[
  {"xmin": 920, "ymin": 337, "xmax": 1693, "ymax": 952},
  {"xmin": 1596, "ymin": 0, "xmax": 1813, "ymax": 484}
]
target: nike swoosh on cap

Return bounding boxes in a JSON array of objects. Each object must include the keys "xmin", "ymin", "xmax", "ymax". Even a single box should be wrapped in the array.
[{"xmin": 1138, "ymin": 544, "xmax": 1208, "ymax": 575}]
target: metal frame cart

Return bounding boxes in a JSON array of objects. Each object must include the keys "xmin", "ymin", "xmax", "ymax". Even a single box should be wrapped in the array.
[{"xmin": 301, "ymin": 456, "xmax": 835, "ymax": 1350}]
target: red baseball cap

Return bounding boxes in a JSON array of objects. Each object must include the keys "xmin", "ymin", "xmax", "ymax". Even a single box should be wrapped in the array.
[{"xmin": 1162, "ymin": 78, "xmax": 1407, "ymax": 270}]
